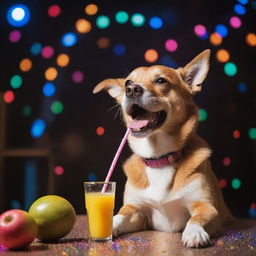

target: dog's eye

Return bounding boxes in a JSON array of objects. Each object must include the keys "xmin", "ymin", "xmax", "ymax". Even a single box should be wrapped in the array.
[
  {"xmin": 125, "ymin": 80, "xmax": 132, "ymax": 87},
  {"xmin": 155, "ymin": 78, "xmax": 168, "ymax": 84}
]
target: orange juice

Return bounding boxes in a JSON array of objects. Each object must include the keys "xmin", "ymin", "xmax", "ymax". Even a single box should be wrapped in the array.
[{"xmin": 85, "ymin": 192, "xmax": 115, "ymax": 239}]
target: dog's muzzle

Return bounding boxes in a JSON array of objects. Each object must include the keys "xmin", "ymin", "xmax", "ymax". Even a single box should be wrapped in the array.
[{"xmin": 125, "ymin": 84, "xmax": 144, "ymax": 99}]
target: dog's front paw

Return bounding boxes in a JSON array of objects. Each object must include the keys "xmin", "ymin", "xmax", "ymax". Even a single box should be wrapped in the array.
[
  {"xmin": 113, "ymin": 214, "xmax": 128, "ymax": 237},
  {"xmin": 182, "ymin": 223, "xmax": 211, "ymax": 248}
]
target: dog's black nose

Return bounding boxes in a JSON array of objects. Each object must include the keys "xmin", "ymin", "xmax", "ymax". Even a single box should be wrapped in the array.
[{"xmin": 125, "ymin": 84, "xmax": 144, "ymax": 98}]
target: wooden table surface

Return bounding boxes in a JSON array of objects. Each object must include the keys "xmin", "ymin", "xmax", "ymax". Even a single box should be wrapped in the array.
[{"xmin": 1, "ymin": 215, "xmax": 256, "ymax": 256}]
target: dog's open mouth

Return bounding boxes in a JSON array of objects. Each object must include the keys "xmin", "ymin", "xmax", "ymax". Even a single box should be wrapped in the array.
[{"xmin": 127, "ymin": 104, "xmax": 167, "ymax": 137}]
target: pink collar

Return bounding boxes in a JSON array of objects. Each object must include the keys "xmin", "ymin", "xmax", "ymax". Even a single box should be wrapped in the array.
[{"xmin": 143, "ymin": 151, "xmax": 182, "ymax": 168}]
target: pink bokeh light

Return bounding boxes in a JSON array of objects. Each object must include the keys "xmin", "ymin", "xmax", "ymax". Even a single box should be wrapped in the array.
[
  {"xmin": 9, "ymin": 30, "xmax": 21, "ymax": 43},
  {"xmin": 194, "ymin": 24, "xmax": 207, "ymax": 36},
  {"xmin": 41, "ymin": 46, "xmax": 54, "ymax": 59},
  {"xmin": 72, "ymin": 71, "xmax": 84, "ymax": 83},
  {"xmin": 165, "ymin": 39, "xmax": 178, "ymax": 52},
  {"xmin": 229, "ymin": 16, "xmax": 242, "ymax": 29},
  {"xmin": 54, "ymin": 166, "xmax": 64, "ymax": 175},
  {"xmin": 48, "ymin": 5, "xmax": 61, "ymax": 17}
]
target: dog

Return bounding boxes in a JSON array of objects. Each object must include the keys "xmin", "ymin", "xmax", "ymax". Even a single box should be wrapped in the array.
[{"xmin": 93, "ymin": 49, "xmax": 233, "ymax": 248}]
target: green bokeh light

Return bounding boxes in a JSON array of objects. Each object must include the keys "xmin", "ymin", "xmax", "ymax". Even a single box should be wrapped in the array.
[
  {"xmin": 10, "ymin": 75, "xmax": 23, "ymax": 89},
  {"xmin": 249, "ymin": 128, "xmax": 256, "ymax": 139},
  {"xmin": 115, "ymin": 11, "xmax": 129, "ymax": 24},
  {"xmin": 96, "ymin": 15, "xmax": 110, "ymax": 29},
  {"xmin": 22, "ymin": 105, "xmax": 32, "ymax": 116},
  {"xmin": 51, "ymin": 101, "xmax": 64, "ymax": 114},
  {"xmin": 199, "ymin": 108, "xmax": 207, "ymax": 122},
  {"xmin": 231, "ymin": 178, "xmax": 241, "ymax": 189},
  {"xmin": 131, "ymin": 13, "xmax": 145, "ymax": 27},
  {"xmin": 224, "ymin": 62, "xmax": 237, "ymax": 76}
]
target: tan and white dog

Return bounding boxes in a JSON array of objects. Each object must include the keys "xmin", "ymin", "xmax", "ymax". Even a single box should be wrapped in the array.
[{"xmin": 93, "ymin": 49, "xmax": 233, "ymax": 248}]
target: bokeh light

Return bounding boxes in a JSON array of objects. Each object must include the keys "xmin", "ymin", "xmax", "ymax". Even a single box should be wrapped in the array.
[
  {"xmin": 165, "ymin": 39, "xmax": 178, "ymax": 52},
  {"xmin": 144, "ymin": 49, "xmax": 158, "ymax": 63},
  {"xmin": 219, "ymin": 179, "xmax": 228, "ymax": 188},
  {"xmin": 199, "ymin": 108, "xmax": 207, "ymax": 122},
  {"xmin": 43, "ymin": 82, "xmax": 56, "ymax": 97},
  {"xmin": 96, "ymin": 15, "xmax": 110, "ymax": 29},
  {"xmin": 3, "ymin": 91, "xmax": 15, "ymax": 103},
  {"xmin": 229, "ymin": 16, "xmax": 242, "ymax": 28},
  {"xmin": 249, "ymin": 204, "xmax": 256, "ymax": 219},
  {"xmin": 115, "ymin": 11, "xmax": 129, "ymax": 24},
  {"xmin": 215, "ymin": 24, "xmax": 228, "ymax": 37},
  {"xmin": 113, "ymin": 44, "xmax": 126, "ymax": 56},
  {"xmin": 41, "ymin": 46, "xmax": 54, "ymax": 59},
  {"xmin": 234, "ymin": 4, "xmax": 246, "ymax": 15},
  {"xmin": 45, "ymin": 67, "xmax": 58, "ymax": 81},
  {"xmin": 56, "ymin": 53, "xmax": 70, "ymax": 67},
  {"xmin": 238, "ymin": 82, "xmax": 247, "ymax": 93},
  {"xmin": 7, "ymin": 4, "xmax": 30, "ymax": 27},
  {"xmin": 159, "ymin": 55, "xmax": 178, "ymax": 68},
  {"xmin": 54, "ymin": 166, "xmax": 64, "ymax": 175},
  {"xmin": 10, "ymin": 75, "xmax": 22, "ymax": 89},
  {"xmin": 194, "ymin": 24, "xmax": 207, "ymax": 37},
  {"xmin": 245, "ymin": 33, "xmax": 256, "ymax": 47},
  {"xmin": 75, "ymin": 19, "xmax": 91, "ymax": 33},
  {"xmin": 19, "ymin": 58, "xmax": 32, "ymax": 72},
  {"xmin": 51, "ymin": 101, "xmax": 64, "ymax": 114},
  {"xmin": 9, "ymin": 30, "xmax": 21, "ymax": 43},
  {"xmin": 85, "ymin": 4, "xmax": 98, "ymax": 16},
  {"xmin": 61, "ymin": 32, "xmax": 78, "ymax": 47},
  {"xmin": 22, "ymin": 105, "xmax": 32, "ymax": 117},
  {"xmin": 248, "ymin": 128, "xmax": 256, "ymax": 139},
  {"xmin": 233, "ymin": 130, "xmax": 241, "ymax": 139},
  {"xmin": 96, "ymin": 126, "xmax": 105, "ymax": 136},
  {"xmin": 31, "ymin": 119, "xmax": 46, "ymax": 138},
  {"xmin": 48, "ymin": 5, "xmax": 61, "ymax": 17},
  {"xmin": 72, "ymin": 71, "xmax": 84, "ymax": 83},
  {"xmin": 223, "ymin": 157, "xmax": 231, "ymax": 166},
  {"xmin": 149, "ymin": 16, "xmax": 163, "ymax": 29},
  {"xmin": 209, "ymin": 32, "xmax": 222, "ymax": 46},
  {"xmin": 216, "ymin": 49, "xmax": 230, "ymax": 63},
  {"xmin": 88, "ymin": 172, "xmax": 97, "ymax": 181},
  {"xmin": 97, "ymin": 37, "xmax": 110, "ymax": 49},
  {"xmin": 237, "ymin": 0, "xmax": 248, "ymax": 4},
  {"xmin": 224, "ymin": 62, "xmax": 237, "ymax": 76},
  {"xmin": 131, "ymin": 13, "xmax": 145, "ymax": 27},
  {"xmin": 30, "ymin": 42, "xmax": 42, "ymax": 55},
  {"xmin": 232, "ymin": 178, "xmax": 241, "ymax": 189}
]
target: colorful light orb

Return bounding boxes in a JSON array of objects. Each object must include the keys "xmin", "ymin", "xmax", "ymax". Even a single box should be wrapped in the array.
[
  {"xmin": 231, "ymin": 178, "xmax": 241, "ymax": 189},
  {"xmin": 224, "ymin": 62, "xmax": 237, "ymax": 76},
  {"xmin": 229, "ymin": 16, "xmax": 242, "ymax": 29},
  {"xmin": 215, "ymin": 24, "xmax": 228, "ymax": 38},
  {"xmin": 20, "ymin": 58, "xmax": 32, "ymax": 72},
  {"xmin": 96, "ymin": 126, "xmax": 105, "ymax": 136},
  {"xmin": 194, "ymin": 24, "xmax": 207, "ymax": 37},
  {"xmin": 85, "ymin": 4, "xmax": 98, "ymax": 16},
  {"xmin": 31, "ymin": 119, "xmax": 46, "ymax": 138},
  {"xmin": 159, "ymin": 55, "xmax": 178, "ymax": 68},
  {"xmin": 41, "ymin": 46, "xmax": 54, "ymax": 59},
  {"xmin": 7, "ymin": 4, "xmax": 30, "ymax": 27},
  {"xmin": 22, "ymin": 105, "xmax": 32, "ymax": 117},
  {"xmin": 88, "ymin": 172, "xmax": 97, "ymax": 181},
  {"xmin": 165, "ymin": 39, "xmax": 178, "ymax": 52},
  {"xmin": 31, "ymin": 42, "xmax": 42, "ymax": 56},
  {"xmin": 246, "ymin": 33, "xmax": 256, "ymax": 47},
  {"xmin": 237, "ymin": 0, "xmax": 248, "ymax": 4},
  {"xmin": 115, "ymin": 11, "xmax": 129, "ymax": 24},
  {"xmin": 72, "ymin": 71, "xmax": 84, "ymax": 83},
  {"xmin": 144, "ymin": 49, "xmax": 158, "ymax": 63},
  {"xmin": 9, "ymin": 30, "xmax": 21, "ymax": 43},
  {"xmin": 234, "ymin": 4, "xmax": 246, "ymax": 15},
  {"xmin": 209, "ymin": 32, "xmax": 222, "ymax": 46},
  {"xmin": 75, "ymin": 19, "xmax": 91, "ymax": 33},
  {"xmin": 238, "ymin": 82, "xmax": 247, "ymax": 93},
  {"xmin": 10, "ymin": 75, "xmax": 22, "ymax": 89},
  {"xmin": 249, "ymin": 208, "xmax": 256, "ymax": 219},
  {"xmin": 219, "ymin": 178, "xmax": 228, "ymax": 188},
  {"xmin": 48, "ymin": 4, "xmax": 61, "ymax": 17},
  {"xmin": 51, "ymin": 101, "xmax": 64, "ymax": 114},
  {"xmin": 96, "ymin": 15, "xmax": 110, "ymax": 29},
  {"xmin": 223, "ymin": 157, "xmax": 231, "ymax": 166},
  {"xmin": 61, "ymin": 32, "xmax": 78, "ymax": 47},
  {"xmin": 45, "ymin": 67, "xmax": 58, "ymax": 81},
  {"xmin": 149, "ymin": 16, "xmax": 163, "ymax": 29},
  {"xmin": 131, "ymin": 13, "xmax": 145, "ymax": 27},
  {"xmin": 199, "ymin": 31, "xmax": 209, "ymax": 40},
  {"xmin": 3, "ymin": 91, "xmax": 15, "ymax": 103},
  {"xmin": 216, "ymin": 49, "xmax": 230, "ymax": 63},
  {"xmin": 97, "ymin": 37, "xmax": 110, "ymax": 49},
  {"xmin": 233, "ymin": 130, "xmax": 241, "ymax": 139},
  {"xmin": 54, "ymin": 166, "xmax": 64, "ymax": 175},
  {"xmin": 43, "ymin": 82, "xmax": 56, "ymax": 97},
  {"xmin": 248, "ymin": 128, "xmax": 256, "ymax": 139},
  {"xmin": 199, "ymin": 108, "xmax": 207, "ymax": 122},
  {"xmin": 113, "ymin": 44, "xmax": 126, "ymax": 56},
  {"xmin": 56, "ymin": 53, "xmax": 70, "ymax": 67}
]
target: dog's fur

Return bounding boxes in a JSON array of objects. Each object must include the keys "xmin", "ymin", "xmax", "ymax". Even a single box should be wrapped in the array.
[{"xmin": 93, "ymin": 49, "xmax": 233, "ymax": 248}]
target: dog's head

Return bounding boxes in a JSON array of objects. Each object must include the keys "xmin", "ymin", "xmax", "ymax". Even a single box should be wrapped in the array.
[{"xmin": 93, "ymin": 50, "xmax": 210, "ymax": 138}]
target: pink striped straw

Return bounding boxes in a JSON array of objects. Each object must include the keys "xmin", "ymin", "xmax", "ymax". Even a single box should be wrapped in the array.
[{"xmin": 102, "ymin": 128, "xmax": 131, "ymax": 193}]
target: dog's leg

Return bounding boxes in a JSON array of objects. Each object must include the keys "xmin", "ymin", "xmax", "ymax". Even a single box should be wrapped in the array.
[
  {"xmin": 182, "ymin": 202, "xmax": 218, "ymax": 248},
  {"xmin": 113, "ymin": 204, "xmax": 147, "ymax": 236}
]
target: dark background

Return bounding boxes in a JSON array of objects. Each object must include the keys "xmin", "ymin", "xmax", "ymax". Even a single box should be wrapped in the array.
[{"xmin": 0, "ymin": 0, "xmax": 255, "ymax": 217}]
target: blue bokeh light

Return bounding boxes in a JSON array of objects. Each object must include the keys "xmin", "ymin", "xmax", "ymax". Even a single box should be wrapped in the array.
[
  {"xmin": 237, "ymin": 0, "xmax": 248, "ymax": 4},
  {"xmin": 149, "ymin": 16, "xmax": 163, "ymax": 29},
  {"xmin": 7, "ymin": 4, "xmax": 30, "ymax": 27},
  {"xmin": 234, "ymin": 4, "xmax": 246, "ymax": 15},
  {"xmin": 88, "ymin": 173, "xmax": 97, "ymax": 181},
  {"xmin": 215, "ymin": 24, "xmax": 228, "ymax": 38},
  {"xmin": 43, "ymin": 82, "xmax": 56, "ymax": 97},
  {"xmin": 238, "ymin": 82, "xmax": 247, "ymax": 93},
  {"xmin": 30, "ymin": 42, "xmax": 42, "ymax": 55},
  {"xmin": 199, "ymin": 31, "xmax": 209, "ymax": 40},
  {"xmin": 31, "ymin": 119, "xmax": 46, "ymax": 138},
  {"xmin": 61, "ymin": 32, "xmax": 78, "ymax": 47},
  {"xmin": 159, "ymin": 55, "xmax": 178, "ymax": 68},
  {"xmin": 113, "ymin": 44, "xmax": 126, "ymax": 56}
]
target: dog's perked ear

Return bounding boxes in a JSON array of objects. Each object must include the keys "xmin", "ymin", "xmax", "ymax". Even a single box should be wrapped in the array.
[
  {"xmin": 93, "ymin": 78, "xmax": 125, "ymax": 102},
  {"xmin": 178, "ymin": 49, "xmax": 210, "ymax": 94}
]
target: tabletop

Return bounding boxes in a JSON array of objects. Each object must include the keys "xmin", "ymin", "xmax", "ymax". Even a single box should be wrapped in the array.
[{"xmin": 1, "ymin": 215, "xmax": 255, "ymax": 256}]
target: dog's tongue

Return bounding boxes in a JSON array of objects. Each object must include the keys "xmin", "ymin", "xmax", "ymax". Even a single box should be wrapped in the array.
[{"xmin": 128, "ymin": 119, "xmax": 149, "ymax": 129}]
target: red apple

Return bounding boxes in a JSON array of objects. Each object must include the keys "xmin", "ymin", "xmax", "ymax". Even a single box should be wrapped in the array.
[{"xmin": 0, "ymin": 209, "xmax": 38, "ymax": 250}]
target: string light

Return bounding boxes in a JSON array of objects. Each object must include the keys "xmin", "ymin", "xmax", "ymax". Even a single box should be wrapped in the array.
[
  {"xmin": 19, "ymin": 58, "xmax": 32, "ymax": 72},
  {"xmin": 96, "ymin": 126, "xmax": 105, "ymax": 136},
  {"xmin": 216, "ymin": 49, "xmax": 230, "ymax": 63},
  {"xmin": 75, "ymin": 19, "xmax": 91, "ymax": 33},
  {"xmin": 165, "ymin": 39, "xmax": 178, "ymax": 52},
  {"xmin": 224, "ymin": 62, "xmax": 237, "ymax": 76},
  {"xmin": 7, "ymin": 4, "xmax": 30, "ymax": 27},
  {"xmin": 245, "ymin": 33, "xmax": 256, "ymax": 47},
  {"xmin": 45, "ymin": 67, "xmax": 58, "ymax": 81},
  {"xmin": 194, "ymin": 25, "xmax": 207, "ymax": 37},
  {"xmin": 233, "ymin": 130, "xmax": 241, "ymax": 139},
  {"xmin": 51, "ymin": 101, "xmax": 64, "ymax": 114},
  {"xmin": 144, "ymin": 49, "xmax": 158, "ymax": 63},
  {"xmin": 96, "ymin": 15, "xmax": 110, "ymax": 29},
  {"xmin": 10, "ymin": 75, "xmax": 22, "ymax": 89},
  {"xmin": 232, "ymin": 178, "xmax": 241, "ymax": 189},
  {"xmin": 61, "ymin": 32, "xmax": 77, "ymax": 47},
  {"xmin": 43, "ymin": 82, "xmax": 56, "ymax": 97},
  {"xmin": 3, "ymin": 91, "xmax": 15, "ymax": 103},
  {"xmin": 229, "ymin": 16, "xmax": 242, "ymax": 28},
  {"xmin": 149, "ymin": 16, "xmax": 163, "ymax": 29},
  {"xmin": 56, "ymin": 54, "xmax": 70, "ymax": 67},
  {"xmin": 31, "ymin": 119, "xmax": 46, "ymax": 138},
  {"xmin": 85, "ymin": 4, "xmax": 98, "ymax": 15},
  {"xmin": 223, "ymin": 157, "xmax": 231, "ymax": 166},
  {"xmin": 54, "ymin": 166, "xmax": 64, "ymax": 175},
  {"xmin": 209, "ymin": 32, "xmax": 222, "ymax": 45},
  {"xmin": 215, "ymin": 24, "xmax": 228, "ymax": 37},
  {"xmin": 72, "ymin": 71, "xmax": 84, "ymax": 83},
  {"xmin": 113, "ymin": 44, "xmax": 126, "ymax": 56},
  {"xmin": 131, "ymin": 13, "xmax": 145, "ymax": 27},
  {"xmin": 41, "ymin": 46, "xmax": 54, "ymax": 59},
  {"xmin": 115, "ymin": 11, "xmax": 129, "ymax": 24},
  {"xmin": 97, "ymin": 37, "xmax": 110, "ymax": 49},
  {"xmin": 199, "ymin": 108, "xmax": 207, "ymax": 122},
  {"xmin": 234, "ymin": 4, "xmax": 246, "ymax": 15},
  {"xmin": 48, "ymin": 5, "xmax": 61, "ymax": 17},
  {"xmin": 9, "ymin": 30, "xmax": 21, "ymax": 43},
  {"xmin": 30, "ymin": 42, "xmax": 42, "ymax": 55},
  {"xmin": 219, "ymin": 179, "xmax": 228, "ymax": 188},
  {"xmin": 248, "ymin": 128, "xmax": 256, "ymax": 139}
]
